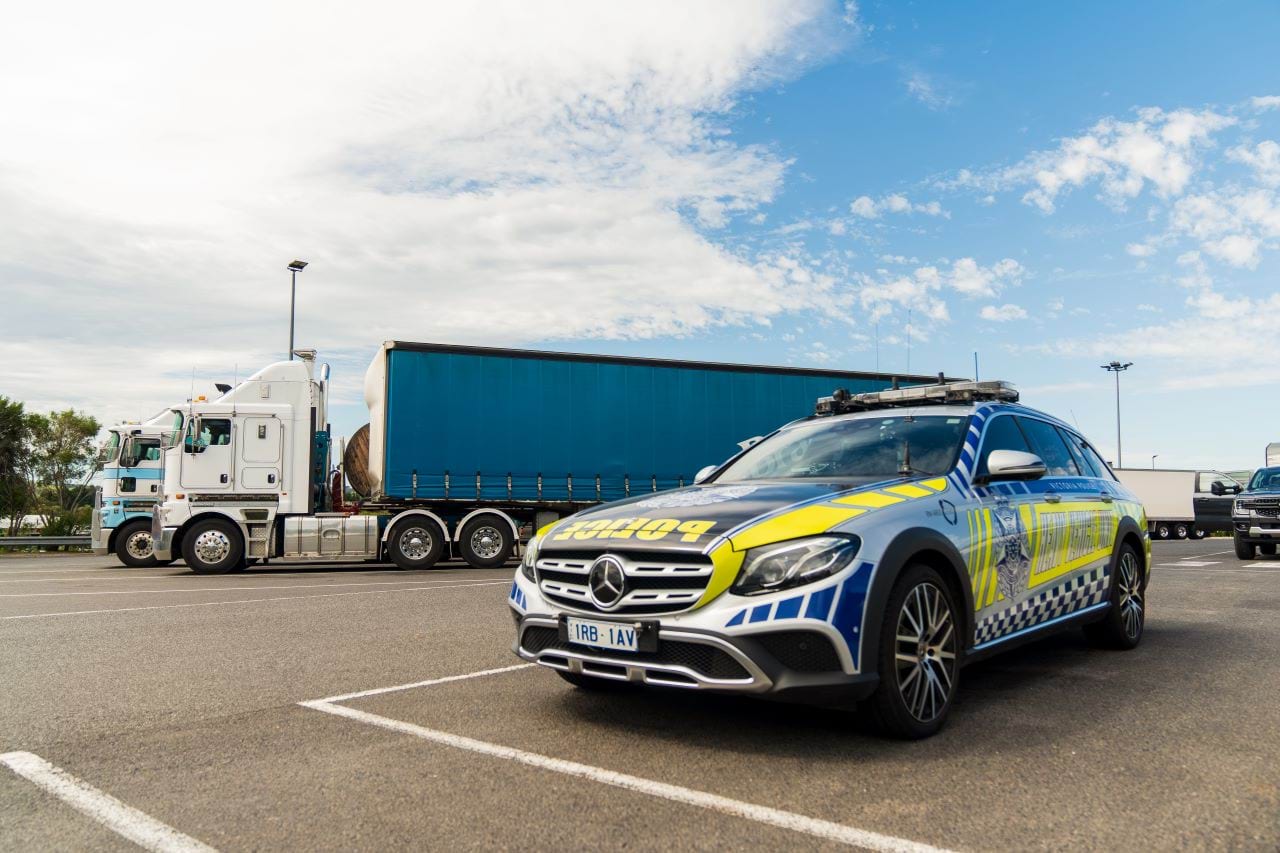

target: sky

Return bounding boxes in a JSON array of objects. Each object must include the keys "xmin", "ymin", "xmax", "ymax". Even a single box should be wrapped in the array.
[{"xmin": 2, "ymin": 0, "xmax": 1278, "ymax": 472}]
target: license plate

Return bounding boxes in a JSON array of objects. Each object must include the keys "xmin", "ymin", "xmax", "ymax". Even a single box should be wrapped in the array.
[{"xmin": 564, "ymin": 617, "xmax": 640, "ymax": 653}]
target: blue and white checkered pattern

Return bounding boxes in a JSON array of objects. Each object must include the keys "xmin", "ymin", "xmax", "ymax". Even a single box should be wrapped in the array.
[
  {"xmin": 974, "ymin": 566, "xmax": 1109, "ymax": 645},
  {"xmin": 509, "ymin": 581, "xmax": 527, "ymax": 610}
]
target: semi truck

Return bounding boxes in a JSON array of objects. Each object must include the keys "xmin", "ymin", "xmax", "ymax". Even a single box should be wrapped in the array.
[
  {"xmin": 150, "ymin": 341, "xmax": 943, "ymax": 574},
  {"xmin": 1113, "ymin": 467, "xmax": 1243, "ymax": 539},
  {"xmin": 92, "ymin": 414, "xmax": 176, "ymax": 566}
]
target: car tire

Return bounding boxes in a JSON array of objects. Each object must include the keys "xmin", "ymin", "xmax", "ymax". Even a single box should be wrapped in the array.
[
  {"xmin": 1084, "ymin": 542, "xmax": 1145, "ymax": 650},
  {"xmin": 1153, "ymin": 523, "xmax": 1170, "ymax": 540},
  {"xmin": 387, "ymin": 517, "xmax": 445, "ymax": 570},
  {"xmin": 459, "ymin": 516, "xmax": 514, "ymax": 568},
  {"xmin": 556, "ymin": 671, "xmax": 632, "ymax": 691},
  {"xmin": 1261, "ymin": 544, "xmax": 1277, "ymax": 557},
  {"xmin": 113, "ymin": 519, "xmax": 159, "ymax": 568},
  {"xmin": 1235, "ymin": 537, "xmax": 1256, "ymax": 560},
  {"xmin": 180, "ymin": 518, "xmax": 245, "ymax": 575},
  {"xmin": 1173, "ymin": 523, "xmax": 1189, "ymax": 540},
  {"xmin": 863, "ymin": 564, "xmax": 960, "ymax": 740}
]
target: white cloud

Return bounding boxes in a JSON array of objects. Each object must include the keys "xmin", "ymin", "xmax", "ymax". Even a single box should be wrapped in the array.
[
  {"xmin": 848, "ymin": 193, "xmax": 949, "ymax": 219},
  {"xmin": 852, "ymin": 256, "xmax": 1023, "ymax": 323},
  {"xmin": 1251, "ymin": 95, "xmax": 1280, "ymax": 111},
  {"xmin": 0, "ymin": 0, "xmax": 864, "ymax": 421},
  {"xmin": 1169, "ymin": 188, "xmax": 1280, "ymax": 268},
  {"xmin": 979, "ymin": 303, "xmax": 1028, "ymax": 322},
  {"xmin": 903, "ymin": 70, "xmax": 954, "ymax": 111},
  {"xmin": 1228, "ymin": 140, "xmax": 1280, "ymax": 186},
  {"xmin": 1125, "ymin": 241, "xmax": 1157, "ymax": 257}
]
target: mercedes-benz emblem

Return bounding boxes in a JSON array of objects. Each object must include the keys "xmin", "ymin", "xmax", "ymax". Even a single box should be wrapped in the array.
[{"xmin": 588, "ymin": 555, "xmax": 626, "ymax": 610}]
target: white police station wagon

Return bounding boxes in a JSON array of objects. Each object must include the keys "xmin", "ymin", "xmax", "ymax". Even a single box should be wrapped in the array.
[{"xmin": 510, "ymin": 381, "xmax": 1150, "ymax": 738}]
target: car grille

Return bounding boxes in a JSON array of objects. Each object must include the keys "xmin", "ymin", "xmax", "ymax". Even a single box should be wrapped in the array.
[
  {"xmin": 520, "ymin": 625, "xmax": 749, "ymax": 680},
  {"xmin": 753, "ymin": 631, "xmax": 843, "ymax": 673},
  {"xmin": 536, "ymin": 550, "xmax": 714, "ymax": 615}
]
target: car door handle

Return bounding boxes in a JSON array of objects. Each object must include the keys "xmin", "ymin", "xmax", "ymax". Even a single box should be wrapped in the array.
[
  {"xmin": 1044, "ymin": 493, "xmax": 1061, "ymax": 504},
  {"xmin": 1100, "ymin": 494, "xmax": 1114, "ymax": 503}
]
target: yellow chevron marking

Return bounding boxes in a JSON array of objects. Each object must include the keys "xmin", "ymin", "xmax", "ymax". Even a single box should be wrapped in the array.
[
  {"xmin": 920, "ymin": 478, "xmax": 949, "ymax": 492},
  {"xmin": 885, "ymin": 484, "xmax": 933, "ymax": 499},
  {"xmin": 693, "ymin": 541, "xmax": 746, "ymax": 609},
  {"xmin": 728, "ymin": 504, "xmax": 865, "ymax": 552},
  {"xmin": 833, "ymin": 491, "xmax": 904, "ymax": 509}
]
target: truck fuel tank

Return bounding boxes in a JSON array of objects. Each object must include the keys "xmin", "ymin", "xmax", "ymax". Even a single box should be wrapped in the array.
[{"xmin": 281, "ymin": 514, "xmax": 380, "ymax": 559}]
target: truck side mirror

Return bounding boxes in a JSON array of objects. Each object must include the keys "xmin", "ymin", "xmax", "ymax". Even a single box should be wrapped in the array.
[
  {"xmin": 693, "ymin": 465, "xmax": 718, "ymax": 484},
  {"xmin": 1210, "ymin": 481, "xmax": 1225, "ymax": 496},
  {"xmin": 985, "ymin": 450, "xmax": 1047, "ymax": 482}
]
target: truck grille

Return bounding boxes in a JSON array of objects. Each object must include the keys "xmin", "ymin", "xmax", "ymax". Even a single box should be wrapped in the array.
[
  {"xmin": 520, "ymin": 626, "xmax": 749, "ymax": 680},
  {"xmin": 1241, "ymin": 498, "xmax": 1280, "ymax": 517},
  {"xmin": 536, "ymin": 551, "xmax": 714, "ymax": 616}
]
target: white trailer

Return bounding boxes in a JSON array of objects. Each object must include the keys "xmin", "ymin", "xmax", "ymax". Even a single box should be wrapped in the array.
[{"xmin": 1114, "ymin": 468, "xmax": 1242, "ymax": 540}]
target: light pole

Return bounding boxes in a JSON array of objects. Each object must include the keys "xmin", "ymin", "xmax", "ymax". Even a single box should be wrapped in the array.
[
  {"xmin": 287, "ymin": 260, "xmax": 308, "ymax": 360},
  {"xmin": 1151, "ymin": 454, "xmax": 1158, "ymax": 470},
  {"xmin": 1100, "ymin": 360, "xmax": 1133, "ymax": 467}
]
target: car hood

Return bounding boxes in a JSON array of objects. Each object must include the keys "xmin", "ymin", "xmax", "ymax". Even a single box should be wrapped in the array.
[
  {"xmin": 538, "ymin": 478, "xmax": 908, "ymax": 555},
  {"xmin": 1243, "ymin": 488, "xmax": 1280, "ymax": 497}
]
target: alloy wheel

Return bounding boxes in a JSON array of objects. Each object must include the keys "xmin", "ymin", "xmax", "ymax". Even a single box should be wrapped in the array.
[
  {"xmin": 894, "ymin": 582, "xmax": 958, "ymax": 722},
  {"xmin": 1117, "ymin": 551, "xmax": 1144, "ymax": 640},
  {"xmin": 124, "ymin": 530, "xmax": 154, "ymax": 560},
  {"xmin": 193, "ymin": 529, "xmax": 231, "ymax": 564},
  {"xmin": 470, "ymin": 525, "xmax": 504, "ymax": 560},
  {"xmin": 399, "ymin": 527, "xmax": 433, "ymax": 560}
]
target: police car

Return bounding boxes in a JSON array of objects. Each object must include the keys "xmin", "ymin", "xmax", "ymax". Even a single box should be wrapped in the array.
[{"xmin": 510, "ymin": 381, "xmax": 1150, "ymax": 738}]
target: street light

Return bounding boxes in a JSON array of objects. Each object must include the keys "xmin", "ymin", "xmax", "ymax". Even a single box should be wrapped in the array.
[
  {"xmin": 1100, "ymin": 360, "xmax": 1133, "ymax": 468},
  {"xmin": 1151, "ymin": 454, "xmax": 1158, "ymax": 470},
  {"xmin": 287, "ymin": 260, "xmax": 308, "ymax": 360}
]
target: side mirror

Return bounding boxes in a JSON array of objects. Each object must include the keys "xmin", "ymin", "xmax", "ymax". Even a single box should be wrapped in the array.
[
  {"xmin": 693, "ymin": 465, "xmax": 718, "ymax": 484},
  {"xmin": 985, "ymin": 449, "xmax": 1047, "ymax": 482},
  {"xmin": 1210, "ymin": 481, "xmax": 1225, "ymax": 496}
]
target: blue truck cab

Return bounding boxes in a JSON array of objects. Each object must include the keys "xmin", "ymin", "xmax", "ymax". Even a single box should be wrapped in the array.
[{"xmin": 93, "ymin": 416, "xmax": 177, "ymax": 567}]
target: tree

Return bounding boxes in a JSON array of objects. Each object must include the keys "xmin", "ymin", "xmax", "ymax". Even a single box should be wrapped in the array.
[
  {"xmin": 26, "ymin": 409, "xmax": 102, "ymax": 531},
  {"xmin": 0, "ymin": 396, "xmax": 31, "ymax": 535}
]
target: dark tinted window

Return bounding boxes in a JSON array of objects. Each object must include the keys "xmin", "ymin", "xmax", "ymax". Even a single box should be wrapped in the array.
[
  {"xmin": 1057, "ymin": 427, "xmax": 1098, "ymax": 477},
  {"xmin": 1068, "ymin": 433, "xmax": 1115, "ymax": 481},
  {"xmin": 975, "ymin": 415, "xmax": 1031, "ymax": 478},
  {"xmin": 1017, "ymin": 418, "xmax": 1080, "ymax": 477}
]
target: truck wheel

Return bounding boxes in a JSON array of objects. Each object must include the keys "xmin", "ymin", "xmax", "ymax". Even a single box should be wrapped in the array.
[
  {"xmin": 113, "ymin": 519, "xmax": 158, "ymax": 568},
  {"xmin": 1190, "ymin": 527, "xmax": 1207, "ymax": 540},
  {"xmin": 862, "ymin": 564, "xmax": 959, "ymax": 739},
  {"xmin": 459, "ymin": 516, "xmax": 514, "ymax": 568},
  {"xmin": 387, "ymin": 518, "xmax": 445, "ymax": 569},
  {"xmin": 1153, "ymin": 523, "xmax": 1170, "ymax": 540},
  {"xmin": 1173, "ymin": 523, "xmax": 1189, "ymax": 540},
  {"xmin": 1235, "ymin": 537, "xmax": 1256, "ymax": 560},
  {"xmin": 181, "ymin": 518, "xmax": 245, "ymax": 575},
  {"xmin": 1084, "ymin": 542, "xmax": 1145, "ymax": 650}
]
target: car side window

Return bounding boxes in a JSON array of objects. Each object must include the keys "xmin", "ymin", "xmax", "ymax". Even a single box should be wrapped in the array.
[
  {"xmin": 1057, "ymin": 427, "xmax": 1099, "ymax": 478},
  {"xmin": 1198, "ymin": 472, "xmax": 1237, "ymax": 493},
  {"xmin": 1016, "ymin": 417, "xmax": 1080, "ymax": 477},
  {"xmin": 1075, "ymin": 438, "xmax": 1116, "ymax": 481},
  {"xmin": 975, "ymin": 415, "xmax": 1031, "ymax": 478}
]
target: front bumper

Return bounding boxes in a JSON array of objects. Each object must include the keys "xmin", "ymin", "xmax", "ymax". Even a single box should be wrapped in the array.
[
  {"xmin": 513, "ymin": 613, "xmax": 878, "ymax": 705},
  {"xmin": 152, "ymin": 519, "xmax": 177, "ymax": 561},
  {"xmin": 1234, "ymin": 519, "xmax": 1280, "ymax": 543}
]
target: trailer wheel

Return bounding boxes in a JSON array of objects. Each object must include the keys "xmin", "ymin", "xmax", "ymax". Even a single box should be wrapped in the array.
[
  {"xmin": 1153, "ymin": 523, "xmax": 1170, "ymax": 540},
  {"xmin": 1173, "ymin": 523, "xmax": 1189, "ymax": 540},
  {"xmin": 387, "ymin": 518, "xmax": 445, "ymax": 570},
  {"xmin": 1190, "ymin": 527, "xmax": 1208, "ymax": 540},
  {"xmin": 113, "ymin": 519, "xmax": 158, "ymax": 568},
  {"xmin": 459, "ymin": 516, "xmax": 515, "ymax": 568},
  {"xmin": 181, "ymin": 518, "xmax": 245, "ymax": 575}
]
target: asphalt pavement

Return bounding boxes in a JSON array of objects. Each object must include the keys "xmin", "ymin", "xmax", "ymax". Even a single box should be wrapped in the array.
[{"xmin": 1, "ymin": 540, "xmax": 1277, "ymax": 851}]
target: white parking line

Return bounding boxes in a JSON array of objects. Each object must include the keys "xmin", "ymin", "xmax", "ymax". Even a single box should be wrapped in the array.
[
  {"xmin": 0, "ymin": 751, "xmax": 216, "ymax": 852},
  {"xmin": 0, "ymin": 580, "xmax": 509, "ymax": 620},
  {"xmin": 1165, "ymin": 561, "xmax": 1222, "ymax": 567},
  {"xmin": 1157, "ymin": 566, "xmax": 1280, "ymax": 575},
  {"xmin": 300, "ymin": 668, "xmax": 952, "ymax": 853},
  {"xmin": 0, "ymin": 578, "xmax": 510, "ymax": 598}
]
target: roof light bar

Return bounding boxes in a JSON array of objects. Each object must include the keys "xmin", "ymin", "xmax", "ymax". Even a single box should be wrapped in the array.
[{"xmin": 815, "ymin": 380, "xmax": 1019, "ymax": 415}]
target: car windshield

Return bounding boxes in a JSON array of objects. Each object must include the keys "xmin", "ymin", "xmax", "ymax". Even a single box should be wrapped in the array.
[
  {"xmin": 716, "ymin": 414, "xmax": 969, "ymax": 482},
  {"xmin": 1248, "ymin": 467, "xmax": 1280, "ymax": 491}
]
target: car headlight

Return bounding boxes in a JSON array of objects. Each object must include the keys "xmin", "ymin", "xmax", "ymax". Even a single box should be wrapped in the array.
[
  {"xmin": 732, "ymin": 535, "xmax": 860, "ymax": 596},
  {"xmin": 1234, "ymin": 500, "xmax": 1250, "ymax": 517},
  {"xmin": 521, "ymin": 534, "xmax": 540, "ymax": 581}
]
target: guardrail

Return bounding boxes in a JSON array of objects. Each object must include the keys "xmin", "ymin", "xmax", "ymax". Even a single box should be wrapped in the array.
[{"xmin": 0, "ymin": 536, "xmax": 91, "ymax": 549}]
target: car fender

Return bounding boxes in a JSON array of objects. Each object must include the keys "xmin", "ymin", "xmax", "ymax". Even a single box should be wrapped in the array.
[{"xmin": 857, "ymin": 527, "xmax": 974, "ymax": 673}]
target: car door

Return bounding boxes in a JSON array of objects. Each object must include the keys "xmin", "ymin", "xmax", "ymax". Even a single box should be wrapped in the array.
[
  {"xmin": 1194, "ymin": 471, "xmax": 1240, "ymax": 533},
  {"xmin": 1016, "ymin": 418, "xmax": 1115, "ymax": 610},
  {"xmin": 179, "ymin": 417, "xmax": 235, "ymax": 491},
  {"xmin": 966, "ymin": 414, "xmax": 1044, "ymax": 641}
]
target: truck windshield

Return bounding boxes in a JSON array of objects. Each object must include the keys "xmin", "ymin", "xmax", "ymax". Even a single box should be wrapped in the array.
[
  {"xmin": 1248, "ymin": 467, "xmax": 1280, "ymax": 491},
  {"xmin": 104, "ymin": 432, "xmax": 121, "ymax": 464},
  {"xmin": 716, "ymin": 414, "xmax": 969, "ymax": 482}
]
